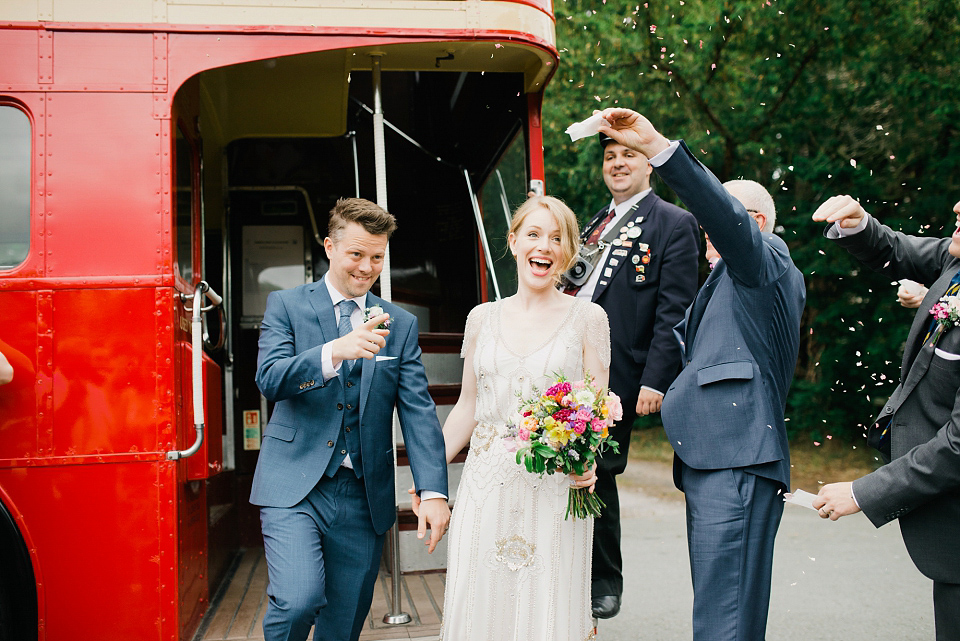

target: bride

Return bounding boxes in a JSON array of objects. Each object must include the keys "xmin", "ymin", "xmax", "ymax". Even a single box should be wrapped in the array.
[{"xmin": 418, "ymin": 195, "xmax": 611, "ymax": 641}]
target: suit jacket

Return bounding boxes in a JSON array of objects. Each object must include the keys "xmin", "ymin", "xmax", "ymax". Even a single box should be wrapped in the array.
[
  {"xmin": 834, "ymin": 217, "xmax": 960, "ymax": 583},
  {"xmin": 249, "ymin": 276, "xmax": 447, "ymax": 535},
  {"xmin": 657, "ymin": 142, "xmax": 806, "ymax": 489},
  {"xmin": 588, "ymin": 192, "xmax": 700, "ymax": 408}
]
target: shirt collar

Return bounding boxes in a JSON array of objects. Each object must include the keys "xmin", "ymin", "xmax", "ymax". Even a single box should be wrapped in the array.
[
  {"xmin": 323, "ymin": 277, "xmax": 367, "ymax": 311},
  {"xmin": 608, "ymin": 187, "xmax": 652, "ymax": 219}
]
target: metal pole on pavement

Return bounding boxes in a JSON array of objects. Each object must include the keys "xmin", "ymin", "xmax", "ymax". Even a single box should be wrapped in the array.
[{"xmin": 370, "ymin": 53, "xmax": 412, "ymax": 626}]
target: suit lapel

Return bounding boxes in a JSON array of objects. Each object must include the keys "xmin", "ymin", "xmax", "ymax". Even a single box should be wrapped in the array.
[
  {"xmin": 902, "ymin": 269, "xmax": 956, "ymax": 374},
  {"xmin": 307, "ymin": 276, "xmax": 339, "ymax": 344},
  {"xmin": 358, "ymin": 293, "xmax": 377, "ymax": 424},
  {"xmin": 684, "ymin": 262, "xmax": 724, "ymax": 354},
  {"xmin": 591, "ymin": 195, "xmax": 658, "ymax": 302}
]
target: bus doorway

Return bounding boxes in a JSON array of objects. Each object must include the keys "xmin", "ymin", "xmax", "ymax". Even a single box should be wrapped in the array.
[{"xmin": 182, "ymin": 43, "xmax": 542, "ymax": 604}]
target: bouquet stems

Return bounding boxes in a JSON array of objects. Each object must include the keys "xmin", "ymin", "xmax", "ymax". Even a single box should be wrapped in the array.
[{"xmin": 566, "ymin": 487, "xmax": 607, "ymax": 520}]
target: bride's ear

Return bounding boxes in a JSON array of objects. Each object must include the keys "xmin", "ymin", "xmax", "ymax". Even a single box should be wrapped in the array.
[{"xmin": 507, "ymin": 232, "xmax": 517, "ymax": 256}]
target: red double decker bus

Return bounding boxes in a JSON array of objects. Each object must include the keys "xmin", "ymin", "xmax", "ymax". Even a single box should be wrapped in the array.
[{"xmin": 0, "ymin": 1, "xmax": 556, "ymax": 638}]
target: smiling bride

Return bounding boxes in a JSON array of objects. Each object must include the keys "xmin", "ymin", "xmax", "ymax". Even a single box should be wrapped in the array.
[{"xmin": 417, "ymin": 196, "xmax": 611, "ymax": 641}]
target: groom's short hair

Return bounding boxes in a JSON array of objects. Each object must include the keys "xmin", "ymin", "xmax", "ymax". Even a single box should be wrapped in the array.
[{"xmin": 328, "ymin": 198, "xmax": 397, "ymax": 242}]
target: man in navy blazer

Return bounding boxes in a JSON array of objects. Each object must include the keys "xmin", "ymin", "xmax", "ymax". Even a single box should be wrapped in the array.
[
  {"xmin": 567, "ymin": 134, "xmax": 699, "ymax": 619},
  {"xmin": 251, "ymin": 198, "xmax": 449, "ymax": 641},
  {"xmin": 598, "ymin": 108, "xmax": 806, "ymax": 641},
  {"xmin": 813, "ymin": 196, "xmax": 960, "ymax": 640}
]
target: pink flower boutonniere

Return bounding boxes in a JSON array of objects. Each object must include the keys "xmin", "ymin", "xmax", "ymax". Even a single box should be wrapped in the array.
[{"xmin": 929, "ymin": 295, "xmax": 960, "ymax": 333}]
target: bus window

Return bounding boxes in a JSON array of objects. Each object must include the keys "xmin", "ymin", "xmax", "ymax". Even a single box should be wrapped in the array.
[
  {"xmin": 0, "ymin": 105, "xmax": 30, "ymax": 270},
  {"xmin": 175, "ymin": 124, "xmax": 194, "ymax": 283},
  {"xmin": 480, "ymin": 129, "xmax": 527, "ymax": 298}
]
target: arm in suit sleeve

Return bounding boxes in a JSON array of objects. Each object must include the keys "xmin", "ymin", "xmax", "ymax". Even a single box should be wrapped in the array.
[
  {"xmin": 255, "ymin": 291, "xmax": 327, "ymax": 402},
  {"xmin": 854, "ymin": 389, "xmax": 960, "ymax": 527},
  {"xmin": 640, "ymin": 211, "xmax": 700, "ymax": 392},
  {"xmin": 654, "ymin": 141, "xmax": 790, "ymax": 288},
  {"xmin": 395, "ymin": 316, "xmax": 449, "ymax": 497},
  {"xmin": 832, "ymin": 215, "xmax": 952, "ymax": 286}
]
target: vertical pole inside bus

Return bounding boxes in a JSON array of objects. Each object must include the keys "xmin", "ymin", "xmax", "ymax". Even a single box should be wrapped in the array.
[{"xmin": 370, "ymin": 52, "xmax": 413, "ymax": 627}]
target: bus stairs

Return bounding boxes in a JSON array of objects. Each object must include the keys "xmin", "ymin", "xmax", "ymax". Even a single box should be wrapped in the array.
[{"xmin": 196, "ymin": 548, "xmax": 444, "ymax": 641}]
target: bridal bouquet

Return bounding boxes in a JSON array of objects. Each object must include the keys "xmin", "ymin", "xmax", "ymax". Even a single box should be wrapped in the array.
[{"xmin": 505, "ymin": 372, "xmax": 622, "ymax": 520}]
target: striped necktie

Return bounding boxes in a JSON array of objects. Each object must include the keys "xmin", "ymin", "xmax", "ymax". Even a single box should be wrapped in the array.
[{"xmin": 338, "ymin": 299, "xmax": 357, "ymax": 372}]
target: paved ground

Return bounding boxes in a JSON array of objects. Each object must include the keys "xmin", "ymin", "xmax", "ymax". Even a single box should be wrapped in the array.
[{"xmin": 600, "ymin": 461, "xmax": 935, "ymax": 640}]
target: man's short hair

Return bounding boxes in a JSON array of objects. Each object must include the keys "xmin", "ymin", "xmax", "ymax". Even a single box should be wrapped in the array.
[
  {"xmin": 327, "ymin": 198, "xmax": 397, "ymax": 243},
  {"xmin": 723, "ymin": 180, "xmax": 776, "ymax": 233}
]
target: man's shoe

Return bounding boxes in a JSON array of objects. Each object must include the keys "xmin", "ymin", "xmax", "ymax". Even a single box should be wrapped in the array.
[{"xmin": 591, "ymin": 595, "xmax": 620, "ymax": 619}]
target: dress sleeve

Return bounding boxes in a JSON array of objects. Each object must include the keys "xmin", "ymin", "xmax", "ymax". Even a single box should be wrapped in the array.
[
  {"xmin": 584, "ymin": 302, "xmax": 611, "ymax": 370},
  {"xmin": 461, "ymin": 303, "xmax": 486, "ymax": 358}
]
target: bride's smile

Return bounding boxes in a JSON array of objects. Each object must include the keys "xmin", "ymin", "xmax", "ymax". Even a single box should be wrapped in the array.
[{"xmin": 509, "ymin": 207, "xmax": 563, "ymax": 287}]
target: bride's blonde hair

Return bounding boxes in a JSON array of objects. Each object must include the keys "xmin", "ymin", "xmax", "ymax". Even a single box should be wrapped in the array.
[{"xmin": 508, "ymin": 196, "xmax": 580, "ymax": 283}]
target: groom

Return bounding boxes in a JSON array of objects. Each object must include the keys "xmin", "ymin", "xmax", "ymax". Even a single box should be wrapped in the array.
[{"xmin": 251, "ymin": 197, "xmax": 450, "ymax": 641}]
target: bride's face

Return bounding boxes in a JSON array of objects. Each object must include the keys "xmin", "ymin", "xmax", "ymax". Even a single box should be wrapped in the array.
[{"xmin": 508, "ymin": 207, "xmax": 563, "ymax": 290}]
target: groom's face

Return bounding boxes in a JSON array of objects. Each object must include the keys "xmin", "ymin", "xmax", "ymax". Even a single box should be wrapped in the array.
[{"xmin": 324, "ymin": 222, "xmax": 388, "ymax": 299}]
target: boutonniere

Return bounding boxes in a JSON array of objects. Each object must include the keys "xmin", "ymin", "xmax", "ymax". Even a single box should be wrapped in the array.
[
  {"xmin": 929, "ymin": 295, "xmax": 960, "ymax": 332},
  {"xmin": 363, "ymin": 305, "xmax": 391, "ymax": 330}
]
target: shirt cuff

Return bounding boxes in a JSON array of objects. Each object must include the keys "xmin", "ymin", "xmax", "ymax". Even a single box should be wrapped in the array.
[
  {"xmin": 826, "ymin": 213, "xmax": 870, "ymax": 238},
  {"xmin": 648, "ymin": 140, "xmax": 680, "ymax": 167},
  {"xmin": 321, "ymin": 342, "xmax": 341, "ymax": 382},
  {"xmin": 850, "ymin": 483, "xmax": 861, "ymax": 509},
  {"xmin": 640, "ymin": 385, "xmax": 664, "ymax": 397},
  {"xmin": 419, "ymin": 490, "xmax": 448, "ymax": 501}
]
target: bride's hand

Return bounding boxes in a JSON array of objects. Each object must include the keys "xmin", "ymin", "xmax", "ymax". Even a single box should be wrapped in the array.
[
  {"xmin": 569, "ymin": 464, "xmax": 598, "ymax": 494},
  {"xmin": 408, "ymin": 483, "xmax": 421, "ymax": 516}
]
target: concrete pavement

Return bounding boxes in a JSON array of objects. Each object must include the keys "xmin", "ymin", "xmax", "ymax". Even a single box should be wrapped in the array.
[{"xmin": 598, "ymin": 462, "xmax": 934, "ymax": 640}]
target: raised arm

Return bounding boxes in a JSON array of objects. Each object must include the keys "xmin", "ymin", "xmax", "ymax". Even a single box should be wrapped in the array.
[{"xmin": 598, "ymin": 108, "xmax": 785, "ymax": 288}]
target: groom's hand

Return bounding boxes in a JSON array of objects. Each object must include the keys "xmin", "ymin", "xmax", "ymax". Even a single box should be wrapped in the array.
[
  {"xmin": 417, "ymin": 497, "xmax": 451, "ymax": 554},
  {"xmin": 332, "ymin": 314, "xmax": 390, "ymax": 363}
]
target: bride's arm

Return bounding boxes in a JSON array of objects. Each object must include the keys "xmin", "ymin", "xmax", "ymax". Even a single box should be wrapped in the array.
[
  {"xmin": 571, "ymin": 304, "xmax": 613, "ymax": 490},
  {"xmin": 441, "ymin": 339, "xmax": 479, "ymax": 464}
]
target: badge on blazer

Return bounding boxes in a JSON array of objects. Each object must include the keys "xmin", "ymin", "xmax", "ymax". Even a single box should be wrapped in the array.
[
  {"xmin": 631, "ymin": 254, "xmax": 640, "ymax": 264},
  {"xmin": 635, "ymin": 274, "xmax": 646, "ymax": 283},
  {"xmin": 627, "ymin": 227, "xmax": 641, "ymax": 239},
  {"xmin": 613, "ymin": 249, "xmax": 629, "ymax": 257}
]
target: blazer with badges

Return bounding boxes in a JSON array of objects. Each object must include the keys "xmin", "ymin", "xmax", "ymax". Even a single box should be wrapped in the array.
[
  {"xmin": 833, "ymin": 218, "xmax": 960, "ymax": 583},
  {"xmin": 588, "ymin": 192, "xmax": 700, "ymax": 404},
  {"xmin": 250, "ymin": 276, "xmax": 447, "ymax": 535},
  {"xmin": 657, "ymin": 142, "xmax": 806, "ymax": 489}
]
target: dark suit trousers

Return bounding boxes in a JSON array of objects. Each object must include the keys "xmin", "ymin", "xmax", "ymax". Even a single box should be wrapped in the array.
[
  {"xmin": 260, "ymin": 468, "xmax": 385, "ymax": 641},
  {"xmin": 591, "ymin": 406, "xmax": 636, "ymax": 598},
  {"xmin": 935, "ymin": 581, "xmax": 960, "ymax": 641},
  {"xmin": 680, "ymin": 463, "xmax": 783, "ymax": 641}
]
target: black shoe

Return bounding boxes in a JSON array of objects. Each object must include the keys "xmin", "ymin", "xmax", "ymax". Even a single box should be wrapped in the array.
[{"xmin": 591, "ymin": 595, "xmax": 621, "ymax": 619}]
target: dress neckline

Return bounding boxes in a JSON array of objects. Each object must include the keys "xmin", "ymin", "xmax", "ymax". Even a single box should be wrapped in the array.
[{"xmin": 494, "ymin": 296, "xmax": 582, "ymax": 360}]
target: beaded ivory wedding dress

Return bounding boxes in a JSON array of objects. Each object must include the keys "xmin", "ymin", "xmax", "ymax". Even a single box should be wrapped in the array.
[{"xmin": 439, "ymin": 298, "xmax": 610, "ymax": 641}]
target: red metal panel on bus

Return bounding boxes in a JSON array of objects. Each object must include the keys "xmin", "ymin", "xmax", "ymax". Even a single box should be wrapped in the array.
[
  {"xmin": 0, "ymin": 461, "xmax": 167, "ymax": 641},
  {"xmin": 53, "ymin": 31, "xmax": 156, "ymax": 88},
  {"xmin": 0, "ymin": 291, "xmax": 40, "ymax": 459},
  {"xmin": 51, "ymin": 288, "xmax": 162, "ymax": 456},
  {"xmin": 44, "ymin": 92, "xmax": 163, "ymax": 279},
  {"xmin": 0, "ymin": 29, "xmax": 40, "ymax": 86}
]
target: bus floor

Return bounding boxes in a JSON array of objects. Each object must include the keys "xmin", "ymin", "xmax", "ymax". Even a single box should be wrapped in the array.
[{"xmin": 197, "ymin": 548, "xmax": 444, "ymax": 641}]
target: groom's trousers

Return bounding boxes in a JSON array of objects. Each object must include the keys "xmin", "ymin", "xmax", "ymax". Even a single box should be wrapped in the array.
[
  {"xmin": 260, "ymin": 468, "xmax": 385, "ymax": 641},
  {"xmin": 680, "ymin": 462, "xmax": 783, "ymax": 641}
]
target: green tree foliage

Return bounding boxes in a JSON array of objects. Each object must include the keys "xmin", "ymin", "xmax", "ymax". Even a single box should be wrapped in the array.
[{"xmin": 543, "ymin": 0, "xmax": 960, "ymax": 441}]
